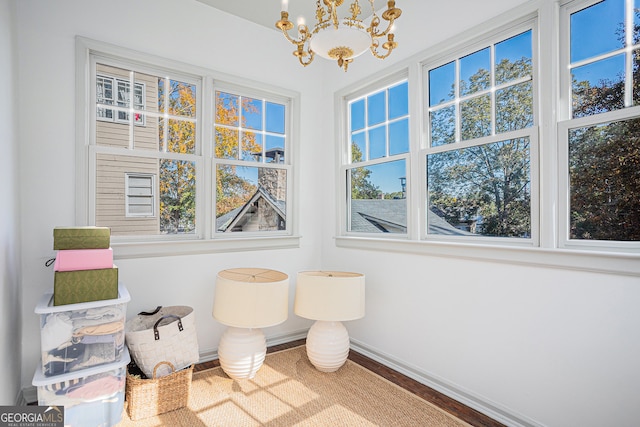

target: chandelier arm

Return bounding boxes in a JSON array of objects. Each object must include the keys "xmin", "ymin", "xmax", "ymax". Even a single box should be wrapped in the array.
[
  {"xmin": 298, "ymin": 50, "xmax": 315, "ymax": 67},
  {"xmin": 369, "ymin": 33, "xmax": 397, "ymax": 60}
]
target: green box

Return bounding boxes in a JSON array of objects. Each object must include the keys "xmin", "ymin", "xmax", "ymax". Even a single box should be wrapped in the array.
[
  {"xmin": 53, "ymin": 266, "xmax": 118, "ymax": 306},
  {"xmin": 53, "ymin": 226, "xmax": 111, "ymax": 250}
]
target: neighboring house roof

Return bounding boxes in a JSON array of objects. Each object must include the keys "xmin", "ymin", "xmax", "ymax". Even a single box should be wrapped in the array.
[
  {"xmin": 350, "ymin": 199, "xmax": 471, "ymax": 235},
  {"xmin": 216, "ymin": 186, "xmax": 286, "ymax": 232}
]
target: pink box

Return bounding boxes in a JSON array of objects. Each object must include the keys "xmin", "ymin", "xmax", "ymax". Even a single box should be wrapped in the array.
[{"xmin": 54, "ymin": 248, "xmax": 113, "ymax": 271}]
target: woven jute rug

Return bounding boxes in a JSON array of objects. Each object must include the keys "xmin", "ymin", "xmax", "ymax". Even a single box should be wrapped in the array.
[{"xmin": 116, "ymin": 346, "xmax": 470, "ymax": 426}]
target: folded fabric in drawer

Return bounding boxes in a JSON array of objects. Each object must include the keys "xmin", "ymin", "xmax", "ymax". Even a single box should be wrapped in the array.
[
  {"xmin": 54, "ymin": 266, "xmax": 118, "ymax": 306},
  {"xmin": 53, "ymin": 226, "xmax": 110, "ymax": 250},
  {"xmin": 36, "ymin": 284, "xmax": 130, "ymax": 377},
  {"xmin": 54, "ymin": 248, "xmax": 113, "ymax": 272}
]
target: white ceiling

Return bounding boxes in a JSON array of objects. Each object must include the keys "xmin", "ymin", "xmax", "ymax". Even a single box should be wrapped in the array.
[{"xmin": 195, "ymin": 0, "xmax": 387, "ymax": 31}]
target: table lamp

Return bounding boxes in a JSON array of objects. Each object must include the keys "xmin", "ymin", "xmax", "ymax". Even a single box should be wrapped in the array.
[
  {"xmin": 295, "ymin": 271, "xmax": 365, "ymax": 372},
  {"xmin": 213, "ymin": 268, "xmax": 289, "ymax": 379}
]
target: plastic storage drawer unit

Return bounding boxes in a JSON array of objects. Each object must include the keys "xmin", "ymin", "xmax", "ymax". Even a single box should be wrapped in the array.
[
  {"xmin": 32, "ymin": 348, "xmax": 130, "ymax": 427},
  {"xmin": 35, "ymin": 283, "xmax": 130, "ymax": 377}
]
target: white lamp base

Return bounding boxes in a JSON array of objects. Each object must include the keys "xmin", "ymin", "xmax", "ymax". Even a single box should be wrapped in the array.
[
  {"xmin": 218, "ymin": 327, "xmax": 266, "ymax": 379},
  {"xmin": 305, "ymin": 320, "xmax": 350, "ymax": 372}
]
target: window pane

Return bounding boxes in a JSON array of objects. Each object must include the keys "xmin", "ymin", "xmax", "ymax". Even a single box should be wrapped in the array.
[
  {"xmin": 634, "ymin": 49, "xmax": 640, "ymax": 105},
  {"xmin": 265, "ymin": 136, "xmax": 285, "ymax": 163},
  {"xmin": 430, "ymin": 106, "xmax": 456, "ymax": 147},
  {"xmin": 349, "ymin": 159, "xmax": 407, "ymax": 233},
  {"xmin": 159, "ymin": 79, "xmax": 196, "ymax": 118},
  {"xmin": 244, "ymin": 98, "xmax": 263, "ymax": 130},
  {"xmin": 570, "ymin": 0, "xmax": 624, "ymax": 63},
  {"xmin": 429, "ymin": 61, "xmax": 455, "ymax": 106},
  {"xmin": 460, "ymin": 48, "xmax": 491, "ymax": 96},
  {"xmin": 241, "ymin": 132, "xmax": 263, "ymax": 161},
  {"xmin": 427, "ymin": 138, "xmax": 531, "ymax": 238},
  {"xmin": 496, "ymin": 81, "xmax": 533, "ymax": 133},
  {"xmin": 97, "ymin": 155, "xmax": 159, "ymax": 233},
  {"xmin": 351, "ymin": 99, "xmax": 365, "ymax": 131},
  {"xmin": 495, "ymin": 31, "xmax": 532, "ymax": 85},
  {"xmin": 389, "ymin": 118, "xmax": 409, "ymax": 155},
  {"xmin": 568, "ymin": 119, "xmax": 640, "ymax": 241},
  {"xmin": 351, "ymin": 132, "xmax": 366, "ymax": 163},
  {"xmin": 160, "ymin": 118, "xmax": 196, "ymax": 154},
  {"xmin": 215, "ymin": 91, "xmax": 239, "ymax": 126},
  {"xmin": 216, "ymin": 165, "xmax": 287, "ymax": 232},
  {"xmin": 389, "ymin": 81, "xmax": 408, "ymax": 119},
  {"xmin": 215, "ymin": 127, "xmax": 238, "ymax": 159},
  {"xmin": 159, "ymin": 159, "xmax": 195, "ymax": 234},
  {"xmin": 266, "ymin": 102, "xmax": 285, "ymax": 134},
  {"xmin": 368, "ymin": 126, "xmax": 386, "ymax": 159},
  {"xmin": 367, "ymin": 91, "xmax": 386, "ymax": 125},
  {"xmin": 572, "ymin": 54, "xmax": 625, "ymax": 118},
  {"xmin": 460, "ymin": 94, "xmax": 491, "ymax": 140},
  {"xmin": 636, "ymin": 0, "xmax": 640, "ymax": 43}
]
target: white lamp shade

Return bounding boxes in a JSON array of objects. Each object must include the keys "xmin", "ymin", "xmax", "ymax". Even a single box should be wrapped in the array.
[
  {"xmin": 295, "ymin": 271, "xmax": 365, "ymax": 321},
  {"xmin": 213, "ymin": 268, "xmax": 289, "ymax": 328},
  {"xmin": 309, "ymin": 26, "xmax": 372, "ymax": 60}
]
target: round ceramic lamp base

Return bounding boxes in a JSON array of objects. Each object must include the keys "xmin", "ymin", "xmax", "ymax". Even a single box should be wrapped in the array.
[
  {"xmin": 305, "ymin": 320, "xmax": 350, "ymax": 372},
  {"xmin": 218, "ymin": 327, "xmax": 266, "ymax": 379}
]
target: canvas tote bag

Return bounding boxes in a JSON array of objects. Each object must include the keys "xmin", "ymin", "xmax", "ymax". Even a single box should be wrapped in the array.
[{"xmin": 125, "ymin": 306, "xmax": 199, "ymax": 378}]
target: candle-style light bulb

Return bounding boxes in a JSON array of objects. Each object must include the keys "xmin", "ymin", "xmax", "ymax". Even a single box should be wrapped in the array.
[{"xmin": 282, "ymin": 0, "xmax": 288, "ymax": 12}]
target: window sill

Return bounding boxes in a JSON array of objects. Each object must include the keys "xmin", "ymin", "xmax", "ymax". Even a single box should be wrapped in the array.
[
  {"xmin": 335, "ymin": 236, "xmax": 640, "ymax": 277},
  {"xmin": 112, "ymin": 235, "xmax": 301, "ymax": 259}
]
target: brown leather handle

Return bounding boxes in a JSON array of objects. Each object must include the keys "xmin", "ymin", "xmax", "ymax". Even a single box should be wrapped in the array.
[{"xmin": 153, "ymin": 315, "xmax": 183, "ymax": 340}]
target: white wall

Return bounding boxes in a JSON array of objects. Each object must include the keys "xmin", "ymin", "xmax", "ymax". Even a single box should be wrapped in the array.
[
  {"xmin": 15, "ymin": 0, "xmax": 323, "ymax": 392},
  {"xmin": 0, "ymin": 0, "xmax": 22, "ymax": 406},
  {"xmin": 12, "ymin": 0, "xmax": 640, "ymax": 426},
  {"xmin": 320, "ymin": 1, "xmax": 640, "ymax": 427}
]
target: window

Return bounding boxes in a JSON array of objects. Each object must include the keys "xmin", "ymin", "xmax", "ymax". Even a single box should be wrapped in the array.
[
  {"xmin": 424, "ymin": 28, "xmax": 536, "ymax": 242},
  {"xmin": 344, "ymin": 77, "xmax": 410, "ymax": 235},
  {"xmin": 559, "ymin": 0, "xmax": 640, "ymax": 250},
  {"xmin": 126, "ymin": 174, "xmax": 155, "ymax": 217},
  {"xmin": 96, "ymin": 74, "xmax": 145, "ymax": 125},
  {"xmin": 214, "ymin": 89, "xmax": 291, "ymax": 233},
  {"xmin": 78, "ymin": 39, "xmax": 298, "ymax": 253}
]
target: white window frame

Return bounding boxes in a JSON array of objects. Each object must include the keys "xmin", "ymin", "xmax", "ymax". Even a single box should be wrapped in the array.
[
  {"xmin": 335, "ymin": 3, "xmax": 640, "ymax": 276},
  {"xmin": 420, "ymin": 21, "xmax": 539, "ymax": 247},
  {"xmin": 125, "ymin": 173, "xmax": 155, "ymax": 218},
  {"xmin": 75, "ymin": 37, "xmax": 301, "ymax": 258},
  {"xmin": 557, "ymin": 0, "xmax": 640, "ymax": 252},
  {"xmin": 340, "ymin": 71, "xmax": 411, "ymax": 238},
  {"xmin": 212, "ymin": 81, "xmax": 294, "ymax": 237}
]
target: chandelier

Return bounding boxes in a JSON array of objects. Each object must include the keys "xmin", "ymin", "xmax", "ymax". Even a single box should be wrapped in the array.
[{"xmin": 275, "ymin": 0, "xmax": 402, "ymax": 72}]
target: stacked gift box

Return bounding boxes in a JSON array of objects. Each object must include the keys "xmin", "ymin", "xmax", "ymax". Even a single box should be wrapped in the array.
[
  {"xmin": 52, "ymin": 226, "xmax": 118, "ymax": 306},
  {"xmin": 32, "ymin": 226, "xmax": 130, "ymax": 427}
]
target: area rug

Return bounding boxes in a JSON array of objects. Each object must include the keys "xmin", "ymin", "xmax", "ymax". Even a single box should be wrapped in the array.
[{"xmin": 116, "ymin": 346, "xmax": 470, "ymax": 426}]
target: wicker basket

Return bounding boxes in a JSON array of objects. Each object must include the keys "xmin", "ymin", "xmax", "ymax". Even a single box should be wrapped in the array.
[{"xmin": 125, "ymin": 361, "xmax": 193, "ymax": 420}]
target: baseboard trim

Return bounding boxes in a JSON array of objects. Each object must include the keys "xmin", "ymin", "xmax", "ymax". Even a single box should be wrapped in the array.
[{"xmin": 349, "ymin": 339, "xmax": 544, "ymax": 427}]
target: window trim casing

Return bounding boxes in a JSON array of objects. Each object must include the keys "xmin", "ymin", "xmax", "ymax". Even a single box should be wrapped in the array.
[{"xmin": 75, "ymin": 37, "xmax": 301, "ymax": 258}]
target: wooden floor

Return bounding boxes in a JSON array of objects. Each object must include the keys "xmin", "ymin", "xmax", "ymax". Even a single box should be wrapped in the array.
[{"xmin": 195, "ymin": 339, "xmax": 505, "ymax": 427}]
